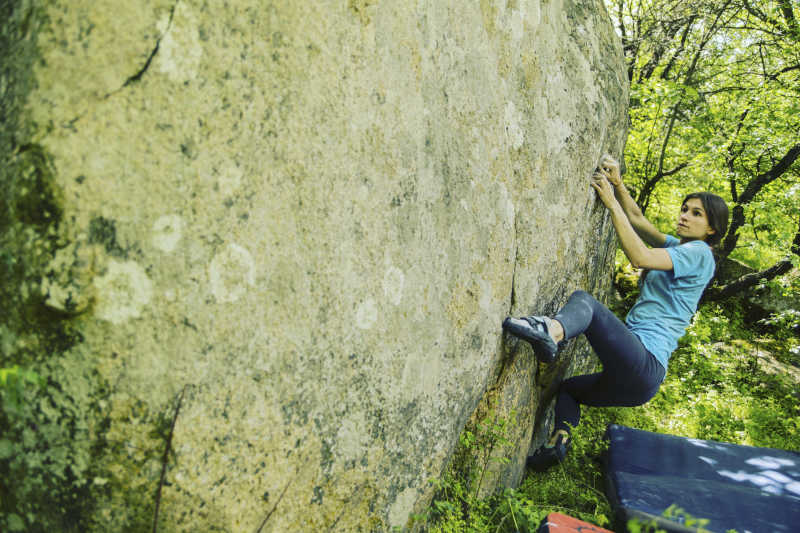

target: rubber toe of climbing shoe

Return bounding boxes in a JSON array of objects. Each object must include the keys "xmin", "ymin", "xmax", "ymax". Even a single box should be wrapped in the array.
[
  {"xmin": 526, "ymin": 434, "xmax": 571, "ymax": 472},
  {"xmin": 502, "ymin": 316, "xmax": 558, "ymax": 363}
]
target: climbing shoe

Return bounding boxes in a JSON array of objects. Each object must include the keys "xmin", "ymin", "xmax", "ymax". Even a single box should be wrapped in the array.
[
  {"xmin": 502, "ymin": 316, "xmax": 558, "ymax": 363},
  {"xmin": 526, "ymin": 432, "xmax": 571, "ymax": 472}
]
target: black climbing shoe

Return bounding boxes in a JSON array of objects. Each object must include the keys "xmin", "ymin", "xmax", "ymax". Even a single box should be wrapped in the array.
[
  {"xmin": 526, "ymin": 432, "xmax": 571, "ymax": 472},
  {"xmin": 502, "ymin": 316, "xmax": 558, "ymax": 363}
]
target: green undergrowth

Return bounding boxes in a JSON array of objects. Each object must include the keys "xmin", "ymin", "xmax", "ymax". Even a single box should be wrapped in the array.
[
  {"xmin": 420, "ymin": 399, "xmax": 618, "ymax": 532},
  {"xmin": 423, "ymin": 294, "xmax": 800, "ymax": 532}
]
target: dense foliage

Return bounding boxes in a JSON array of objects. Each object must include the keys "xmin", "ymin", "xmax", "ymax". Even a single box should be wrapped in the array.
[
  {"xmin": 424, "ymin": 1, "xmax": 800, "ymax": 531},
  {"xmin": 616, "ymin": 0, "xmax": 800, "ymax": 271}
]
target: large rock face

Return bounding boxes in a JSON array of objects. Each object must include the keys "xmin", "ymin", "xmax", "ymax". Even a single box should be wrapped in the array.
[{"xmin": 1, "ymin": 0, "xmax": 627, "ymax": 531}]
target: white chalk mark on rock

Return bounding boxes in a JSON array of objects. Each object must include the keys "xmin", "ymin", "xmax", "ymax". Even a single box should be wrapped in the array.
[
  {"xmin": 355, "ymin": 298, "xmax": 378, "ymax": 330},
  {"xmin": 209, "ymin": 243, "xmax": 256, "ymax": 303},
  {"xmin": 383, "ymin": 267, "xmax": 405, "ymax": 306},
  {"xmin": 156, "ymin": 3, "xmax": 203, "ymax": 82},
  {"xmin": 336, "ymin": 412, "xmax": 369, "ymax": 461},
  {"xmin": 217, "ymin": 163, "xmax": 244, "ymax": 197},
  {"xmin": 152, "ymin": 214, "xmax": 184, "ymax": 252},
  {"xmin": 94, "ymin": 259, "xmax": 154, "ymax": 324},
  {"xmin": 504, "ymin": 100, "xmax": 525, "ymax": 150},
  {"xmin": 389, "ymin": 487, "xmax": 418, "ymax": 528}
]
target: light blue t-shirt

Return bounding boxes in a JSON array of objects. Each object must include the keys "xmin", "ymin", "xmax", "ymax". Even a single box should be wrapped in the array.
[{"xmin": 625, "ymin": 235, "xmax": 715, "ymax": 369}]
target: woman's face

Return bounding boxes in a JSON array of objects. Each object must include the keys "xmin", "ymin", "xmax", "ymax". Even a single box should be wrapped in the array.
[{"xmin": 677, "ymin": 198, "xmax": 715, "ymax": 241}]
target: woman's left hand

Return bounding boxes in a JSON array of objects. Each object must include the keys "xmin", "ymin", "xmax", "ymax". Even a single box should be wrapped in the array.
[{"xmin": 591, "ymin": 172, "xmax": 616, "ymax": 209}]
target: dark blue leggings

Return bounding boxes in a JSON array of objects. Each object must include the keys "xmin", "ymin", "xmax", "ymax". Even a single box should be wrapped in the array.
[{"xmin": 552, "ymin": 290, "xmax": 665, "ymax": 434}]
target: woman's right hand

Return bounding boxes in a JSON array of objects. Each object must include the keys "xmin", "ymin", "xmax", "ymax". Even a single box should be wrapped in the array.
[
  {"xmin": 598, "ymin": 155, "xmax": 622, "ymax": 187},
  {"xmin": 591, "ymin": 173, "xmax": 616, "ymax": 209}
]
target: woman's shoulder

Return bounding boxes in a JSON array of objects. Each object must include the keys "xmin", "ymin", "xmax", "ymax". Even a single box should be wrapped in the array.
[
  {"xmin": 682, "ymin": 239, "xmax": 712, "ymax": 251},
  {"xmin": 666, "ymin": 239, "xmax": 715, "ymax": 279},
  {"xmin": 670, "ymin": 237, "xmax": 712, "ymax": 253},
  {"xmin": 663, "ymin": 235, "xmax": 711, "ymax": 251}
]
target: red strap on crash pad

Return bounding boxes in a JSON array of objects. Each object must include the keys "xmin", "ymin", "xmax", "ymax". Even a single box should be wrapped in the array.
[{"xmin": 538, "ymin": 512, "xmax": 614, "ymax": 533}]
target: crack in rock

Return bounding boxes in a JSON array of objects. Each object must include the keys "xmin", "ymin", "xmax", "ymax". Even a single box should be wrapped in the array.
[
  {"xmin": 122, "ymin": 1, "xmax": 179, "ymax": 88},
  {"xmin": 61, "ymin": 1, "xmax": 180, "ymax": 128},
  {"xmin": 152, "ymin": 385, "xmax": 187, "ymax": 533}
]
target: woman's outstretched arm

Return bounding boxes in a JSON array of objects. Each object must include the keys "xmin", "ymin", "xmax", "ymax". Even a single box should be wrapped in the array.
[
  {"xmin": 592, "ymin": 172, "xmax": 673, "ymax": 271},
  {"xmin": 598, "ymin": 155, "xmax": 666, "ymax": 248}
]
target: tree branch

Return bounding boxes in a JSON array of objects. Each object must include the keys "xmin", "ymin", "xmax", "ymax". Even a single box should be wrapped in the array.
[
  {"xmin": 705, "ymin": 259, "xmax": 794, "ymax": 300},
  {"xmin": 739, "ymin": 143, "xmax": 800, "ymax": 204},
  {"xmin": 635, "ymin": 161, "xmax": 690, "ymax": 212},
  {"xmin": 662, "ymin": 161, "xmax": 690, "ymax": 177},
  {"xmin": 636, "ymin": 94, "xmax": 688, "ymax": 210},
  {"xmin": 721, "ymin": 143, "xmax": 800, "ymax": 256},
  {"xmin": 726, "ymin": 109, "xmax": 750, "ymax": 202},
  {"xmin": 768, "ymin": 62, "xmax": 800, "ymax": 81},
  {"xmin": 742, "ymin": 0, "xmax": 780, "ymax": 29},
  {"xmin": 778, "ymin": 0, "xmax": 798, "ymax": 35},
  {"xmin": 709, "ymin": 214, "xmax": 800, "ymax": 300},
  {"xmin": 661, "ymin": 15, "xmax": 696, "ymax": 80}
]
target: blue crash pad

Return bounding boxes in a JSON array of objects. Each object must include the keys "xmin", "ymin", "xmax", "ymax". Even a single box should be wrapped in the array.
[{"xmin": 603, "ymin": 424, "xmax": 800, "ymax": 533}]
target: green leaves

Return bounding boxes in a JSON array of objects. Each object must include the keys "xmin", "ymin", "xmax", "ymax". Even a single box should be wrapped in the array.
[
  {"xmin": 427, "ymin": 406, "xmax": 528, "ymax": 532},
  {"xmin": 0, "ymin": 365, "xmax": 43, "ymax": 412},
  {"xmin": 614, "ymin": 0, "xmax": 800, "ymax": 268},
  {"xmin": 6, "ymin": 513, "xmax": 26, "ymax": 532},
  {"xmin": 0, "ymin": 362, "xmax": 101, "ymax": 533}
]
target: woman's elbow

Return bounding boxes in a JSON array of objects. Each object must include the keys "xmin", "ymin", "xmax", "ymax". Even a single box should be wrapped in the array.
[
  {"xmin": 631, "ymin": 250, "xmax": 673, "ymax": 271},
  {"xmin": 628, "ymin": 251, "xmax": 655, "ymax": 270}
]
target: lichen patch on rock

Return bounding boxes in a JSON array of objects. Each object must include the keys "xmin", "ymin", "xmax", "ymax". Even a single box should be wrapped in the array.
[
  {"xmin": 151, "ymin": 214, "xmax": 184, "ymax": 253},
  {"xmin": 208, "ymin": 243, "xmax": 256, "ymax": 303},
  {"xmin": 93, "ymin": 259, "xmax": 154, "ymax": 324}
]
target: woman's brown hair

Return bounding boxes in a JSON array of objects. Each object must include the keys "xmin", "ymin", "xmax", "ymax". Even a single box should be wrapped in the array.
[{"xmin": 682, "ymin": 192, "xmax": 729, "ymax": 247}]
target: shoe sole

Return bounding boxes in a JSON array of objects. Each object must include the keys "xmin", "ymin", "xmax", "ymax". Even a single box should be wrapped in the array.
[
  {"xmin": 502, "ymin": 318, "xmax": 557, "ymax": 363},
  {"xmin": 526, "ymin": 439, "xmax": 571, "ymax": 472}
]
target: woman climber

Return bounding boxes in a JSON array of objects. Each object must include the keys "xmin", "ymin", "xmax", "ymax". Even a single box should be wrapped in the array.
[{"xmin": 502, "ymin": 155, "xmax": 729, "ymax": 471}]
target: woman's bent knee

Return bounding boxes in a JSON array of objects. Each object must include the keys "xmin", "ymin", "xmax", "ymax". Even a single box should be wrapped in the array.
[
  {"xmin": 566, "ymin": 290, "xmax": 599, "ymax": 309},
  {"xmin": 568, "ymin": 290, "xmax": 591, "ymax": 300}
]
